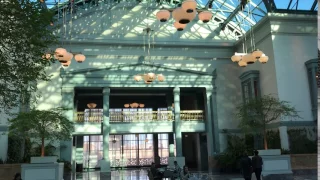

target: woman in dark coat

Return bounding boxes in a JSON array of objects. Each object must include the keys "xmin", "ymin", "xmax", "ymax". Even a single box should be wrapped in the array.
[{"xmin": 240, "ymin": 152, "xmax": 252, "ymax": 180}]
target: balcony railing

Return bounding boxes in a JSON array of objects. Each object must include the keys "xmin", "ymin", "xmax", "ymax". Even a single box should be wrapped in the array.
[{"xmin": 75, "ymin": 110, "xmax": 204, "ymax": 123}]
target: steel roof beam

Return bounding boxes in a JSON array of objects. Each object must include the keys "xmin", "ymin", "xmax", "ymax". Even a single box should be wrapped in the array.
[
  {"xmin": 262, "ymin": 0, "xmax": 276, "ymax": 12},
  {"xmin": 311, "ymin": 0, "xmax": 317, "ymax": 11},
  {"xmin": 214, "ymin": 4, "xmax": 242, "ymax": 35}
]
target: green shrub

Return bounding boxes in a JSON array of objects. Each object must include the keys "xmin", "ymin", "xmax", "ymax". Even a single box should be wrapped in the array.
[
  {"xmin": 288, "ymin": 128, "xmax": 316, "ymax": 154},
  {"xmin": 215, "ymin": 134, "xmax": 253, "ymax": 173}
]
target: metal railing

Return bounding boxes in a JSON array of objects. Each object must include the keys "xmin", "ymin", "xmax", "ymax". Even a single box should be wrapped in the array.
[{"xmin": 75, "ymin": 110, "xmax": 204, "ymax": 123}]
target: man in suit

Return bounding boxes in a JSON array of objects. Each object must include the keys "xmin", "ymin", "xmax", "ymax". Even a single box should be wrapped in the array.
[{"xmin": 252, "ymin": 150, "xmax": 263, "ymax": 180}]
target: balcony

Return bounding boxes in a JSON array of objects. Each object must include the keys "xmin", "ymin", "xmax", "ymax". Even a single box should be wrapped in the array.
[
  {"xmin": 73, "ymin": 110, "xmax": 205, "ymax": 134},
  {"xmin": 75, "ymin": 110, "xmax": 204, "ymax": 123}
]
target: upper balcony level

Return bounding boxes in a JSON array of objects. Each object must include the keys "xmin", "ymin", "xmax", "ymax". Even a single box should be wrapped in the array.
[
  {"xmin": 73, "ymin": 87, "xmax": 207, "ymax": 134},
  {"xmin": 74, "ymin": 109, "xmax": 205, "ymax": 134}
]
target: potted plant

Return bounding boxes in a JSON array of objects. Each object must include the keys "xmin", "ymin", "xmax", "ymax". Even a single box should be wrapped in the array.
[
  {"xmin": 8, "ymin": 107, "xmax": 74, "ymax": 160},
  {"xmin": 235, "ymin": 95, "xmax": 299, "ymax": 151}
]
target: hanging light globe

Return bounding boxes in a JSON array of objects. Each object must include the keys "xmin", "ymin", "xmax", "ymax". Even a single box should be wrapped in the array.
[
  {"xmin": 87, "ymin": 103, "xmax": 97, "ymax": 109},
  {"xmin": 134, "ymin": 75, "xmax": 142, "ymax": 82},
  {"xmin": 61, "ymin": 60, "xmax": 71, "ymax": 67},
  {"xmin": 174, "ymin": 22, "xmax": 186, "ymax": 31},
  {"xmin": 157, "ymin": 74, "xmax": 165, "ymax": 82},
  {"xmin": 139, "ymin": 104, "xmax": 145, "ymax": 108},
  {"xmin": 65, "ymin": 52, "xmax": 74, "ymax": 61},
  {"xmin": 147, "ymin": 73, "xmax": 155, "ymax": 80},
  {"xmin": 252, "ymin": 49, "xmax": 264, "ymax": 59},
  {"xmin": 198, "ymin": 11, "xmax": 212, "ymax": 23},
  {"xmin": 55, "ymin": 48, "xmax": 67, "ymax": 57},
  {"xmin": 124, "ymin": 104, "xmax": 130, "ymax": 108},
  {"xmin": 231, "ymin": 55, "xmax": 242, "ymax": 62},
  {"xmin": 156, "ymin": 10, "xmax": 170, "ymax": 22},
  {"xmin": 181, "ymin": 0, "xmax": 197, "ymax": 13},
  {"xmin": 172, "ymin": 7, "xmax": 196, "ymax": 24},
  {"xmin": 238, "ymin": 60, "xmax": 247, "ymax": 67},
  {"xmin": 45, "ymin": 53, "xmax": 51, "ymax": 60},
  {"xmin": 259, "ymin": 54, "xmax": 269, "ymax": 64},
  {"xmin": 74, "ymin": 54, "xmax": 86, "ymax": 63},
  {"xmin": 242, "ymin": 54, "xmax": 256, "ymax": 64}
]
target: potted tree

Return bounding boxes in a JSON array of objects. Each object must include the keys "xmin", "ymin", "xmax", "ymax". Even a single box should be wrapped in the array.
[
  {"xmin": 236, "ymin": 95, "xmax": 299, "ymax": 152},
  {"xmin": 9, "ymin": 107, "xmax": 74, "ymax": 162}
]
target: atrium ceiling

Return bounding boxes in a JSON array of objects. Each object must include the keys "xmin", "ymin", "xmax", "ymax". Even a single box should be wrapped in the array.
[{"xmin": 41, "ymin": 0, "xmax": 318, "ymax": 41}]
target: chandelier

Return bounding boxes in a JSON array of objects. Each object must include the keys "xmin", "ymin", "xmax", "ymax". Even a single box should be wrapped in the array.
[
  {"xmin": 42, "ymin": 1, "xmax": 86, "ymax": 67},
  {"xmin": 134, "ymin": 27, "xmax": 165, "ymax": 84},
  {"xmin": 230, "ymin": 2, "xmax": 268, "ymax": 67},
  {"xmin": 124, "ymin": 103, "xmax": 145, "ymax": 108},
  {"xmin": 156, "ymin": 0, "xmax": 213, "ymax": 31}
]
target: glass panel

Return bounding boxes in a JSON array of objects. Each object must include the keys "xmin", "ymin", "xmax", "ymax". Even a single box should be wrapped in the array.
[{"xmin": 274, "ymin": 0, "xmax": 317, "ymax": 10}]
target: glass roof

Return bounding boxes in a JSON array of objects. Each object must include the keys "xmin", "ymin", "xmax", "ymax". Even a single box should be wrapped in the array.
[
  {"xmin": 40, "ymin": 0, "xmax": 317, "ymax": 38},
  {"xmin": 273, "ymin": 0, "xmax": 318, "ymax": 11}
]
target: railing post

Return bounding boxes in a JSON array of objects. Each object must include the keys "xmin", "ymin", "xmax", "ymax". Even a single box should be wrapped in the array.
[{"xmin": 101, "ymin": 87, "xmax": 111, "ymax": 176}]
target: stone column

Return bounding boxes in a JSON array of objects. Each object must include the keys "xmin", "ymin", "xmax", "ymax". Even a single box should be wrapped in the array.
[
  {"xmin": 168, "ymin": 133, "xmax": 175, "ymax": 157},
  {"xmin": 0, "ymin": 131, "xmax": 8, "ymax": 162},
  {"xmin": 60, "ymin": 87, "xmax": 74, "ymax": 164},
  {"xmin": 211, "ymin": 86, "xmax": 220, "ymax": 153},
  {"xmin": 279, "ymin": 126, "xmax": 290, "ymax": 150},
  {"xmin": 205, "ymin": 87, "xmax": 215, "ymax": 157},
  {"xmin": 153, "ymin": 134, "xmax": 160, "ymax": 165},
  {"xmin": 173, "ymin": 87, "xmax": 182, "ymax": 157},
  {"xmin": 101, "ymin": 87, "xmax": 111, "ymax": 175}
]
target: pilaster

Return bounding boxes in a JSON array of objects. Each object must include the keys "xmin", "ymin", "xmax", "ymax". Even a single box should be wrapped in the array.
[{"xmin": 101, "ymin": 87, "xmax": 111, "ymax": 174}]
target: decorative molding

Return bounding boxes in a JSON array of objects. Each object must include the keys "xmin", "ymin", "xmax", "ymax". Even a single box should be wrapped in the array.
[
  {"xmin": 61, "ymin": 63, "xmax": 215, "ymax": 77},
  {"xmin": 239, "ymin": 70, "xmax": 260, "ymax": 81},
  {"xmin": 219, "ymin": 121, "xmax": 316, "ymax": 133},
  {"xmin": 305, "ymin": 58, "xmax": 318, "ymax": 67}
]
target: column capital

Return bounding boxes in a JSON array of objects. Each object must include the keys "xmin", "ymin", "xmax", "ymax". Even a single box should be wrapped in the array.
[
  {"xmin": 173, "ymin": 87, "xmax": 180, "ymax": 94},
  {"xmin": 61, "ymin": 87, "xmax": 74, "ymax": 93},
  {"xmin": 205, "ymin": 87, "xmax": 216, "ymax": 94},
  {"xmin": 103, "ymin": 87, "xmax": 111, "ymax": 95}
]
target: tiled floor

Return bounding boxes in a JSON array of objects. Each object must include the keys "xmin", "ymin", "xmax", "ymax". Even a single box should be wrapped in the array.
[
  {"xmin": 67, "ymin": 169, "xmax": 317, "ymax": 180},
  {"xmin": 69, "ymin": 169, "xmax": 242, "ymax": 180}
]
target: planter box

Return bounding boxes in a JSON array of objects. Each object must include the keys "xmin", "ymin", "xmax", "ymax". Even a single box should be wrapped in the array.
[
  {"xmin": 0, "ymin": 164, "xmax": 22, "ymax": 180},
  {"xmin": 21, "ymin": 163, "xmax": 64, "ymax": 180},
  {"xmin": 261, "ymin": 155, "xmax": 292, "ymax": 176},
  {"xmin": 258, "ymin": 149, "xmax": 281, "ymax": 156},
  {"xmin": 31, "ymin": 156, "xmax": 58, "ymax": 164}
]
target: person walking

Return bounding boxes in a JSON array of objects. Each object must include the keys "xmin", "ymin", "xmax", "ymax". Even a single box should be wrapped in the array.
[
  {"xmin": 252, "ymin": 150, "xmax": 263, "ymax": 180},
  {"xmin": 240, "ymin": 152, "xmax": 252, "ymax": 180}
]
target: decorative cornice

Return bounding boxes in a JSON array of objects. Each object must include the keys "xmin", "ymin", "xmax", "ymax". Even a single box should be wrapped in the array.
[
  {"xmin": 239, "ymin": 70, "xmax": 260, "ymax": 81},
  {"xmin": 61, "ymin": 63, "xmax": 215, "ymax": 77},
  {"xmin": 305, "ymin": 58, "xmax": 318, "ymax": 67}
]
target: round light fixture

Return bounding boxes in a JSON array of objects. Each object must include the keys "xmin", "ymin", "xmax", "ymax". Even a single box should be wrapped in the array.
[
  {"xmin": 156, "ymin": 10, "xmax": 170, "ymax": 22},
  {"xmin": 174, "ymin": 22, "xmax": 186, "ymax": 31},
  {"xmin": 61, "ymin": 60, "xmax": 71, "ymax": 67},
  {"xmin": 172, "ymin": 7, "xmax": 196, "ymax": 24},
  {"xmin": 87, "ymin": 103, "xmax": 97, "ymax": 109},
  {"xmin": 198, "ymin": 11, "xmax": 212, "ymax": 23},
  {"xmin": 124, "ymin": 104, "xmax": 130, "ymax": 108},
  {"xmin": 181, "ymin": 0, "xmax": 197, "ymax": 13},
  {"xmin": 134, "ymin": 75, "xmax": 142, "ymax": 82},
  {"xmin": 242, "ymin": 54, "xmax": 256, "ymax": 64},
  {"xmin": 252, "ymin": 49, "xmax": 264, "ymax": 59},
  {"xmin": 238, "ymin": 60, "xmax": 247, "ymax": 67},
  {"xmin": 259, "ymin": 54, "xmax": 269, "ymax": 64},
  {"xmin": 231, "ymin": 55, "xmax": 242, "ymax": 62},
  {"xmin": 75, "ymin": 54, "xmax": 86, "ymax": 63},
  {"xmin": 55, "ymin": 48, "xmax": 67, "ymax": 57},
  {"xmin": 157, "ymin": 74, "xmax": 165, "ymax": 82},
  {"xmin": 139, "ymin": 104, "xmax": 145, "ymax": 108}
]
